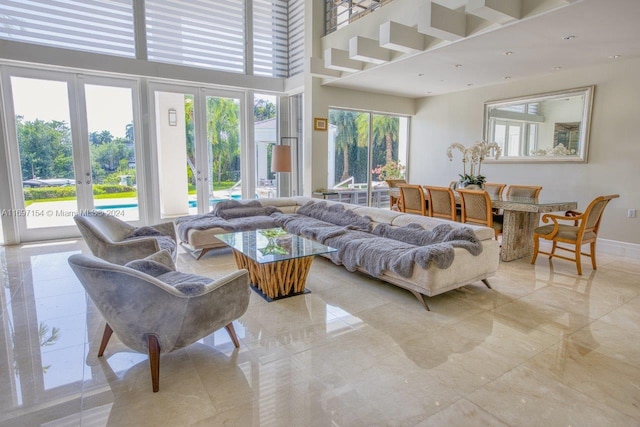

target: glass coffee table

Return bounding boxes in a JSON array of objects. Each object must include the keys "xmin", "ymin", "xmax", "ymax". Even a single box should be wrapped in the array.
[{"xmin": 216, "ymin": 228, "xmax": 337, "ymax": 301}]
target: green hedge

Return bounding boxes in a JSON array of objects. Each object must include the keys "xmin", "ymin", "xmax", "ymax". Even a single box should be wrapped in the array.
[{"xmin": 24, "ymin": 184, "xmax": 135, "ymax": 200}]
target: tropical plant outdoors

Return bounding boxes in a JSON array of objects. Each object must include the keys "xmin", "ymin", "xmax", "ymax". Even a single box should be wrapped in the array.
[
  {"xmin": 17, "ymin": 94, "xmax": 277, "ymax": 203},
  {"xmin": 372, "ymin": 160, "xmax": 405, "ymax": 181},
  {"xmin": 329, "ymin": 109, "xmax": 401, "ymax": 183},
  {"xmin": 447, "ymin": 140, "xmax": 502, "ymax": 186}
]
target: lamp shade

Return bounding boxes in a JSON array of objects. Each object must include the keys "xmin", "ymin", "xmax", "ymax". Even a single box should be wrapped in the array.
[{"xmin": 271, "ymin": 145, "xmax": 291, "ymax": 172}]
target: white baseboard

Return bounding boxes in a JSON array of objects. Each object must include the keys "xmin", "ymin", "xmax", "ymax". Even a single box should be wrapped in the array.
[
  {"xmin": 597, "ymin": 238, "xmax": 640, "ymax": 260},
  {"xmin": 537, "ymin": 238, "xmax": 640, "ymax": 261}
]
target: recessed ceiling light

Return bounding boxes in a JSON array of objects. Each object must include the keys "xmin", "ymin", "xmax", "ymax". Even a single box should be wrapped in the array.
[
  {"xmin": 455, "ymin": 64, "xmax": 463, "ymax": 68},
  {"xmin": 504, "ymin": 76, "xmax": 511, "ymax": 80},
  {"xmin": 609, "ymin": 54, "xmax": 621, "ymax": 59},
  {"xmin": 563, "ymin": 35, "xmax": 576, "ymax": 40},
  {"xmin": 504, "ymin": 51, "xmax": 514, "ymax": 56},
  {"xmin": 553, "ymin": 66, "xmax": 562, "ymax": 71}
]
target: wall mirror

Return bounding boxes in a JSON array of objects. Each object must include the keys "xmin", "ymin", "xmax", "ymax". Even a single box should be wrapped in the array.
[{"xmin": 483, "ymin": 86, "xmax": 594, "ymax": 163}]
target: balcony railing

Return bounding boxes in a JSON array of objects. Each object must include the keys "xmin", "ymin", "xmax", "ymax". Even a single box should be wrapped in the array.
[{"xmin": 325, "ymin": 0, "xmax": 395, "ymax": 35}]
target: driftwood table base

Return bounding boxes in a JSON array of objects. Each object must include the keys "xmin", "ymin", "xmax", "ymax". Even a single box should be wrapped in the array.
[{"xmin": 231, "ymin": 250, "xmax": 315, "ymax": 301}]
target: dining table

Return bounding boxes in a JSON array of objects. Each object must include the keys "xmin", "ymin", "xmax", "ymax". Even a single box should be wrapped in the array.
[{"xmin": 388, "ymin": 188, "xmax": 577, "ymax": 262}]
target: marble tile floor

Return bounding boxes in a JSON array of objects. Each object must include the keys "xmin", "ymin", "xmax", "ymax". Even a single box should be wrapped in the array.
[{"xmin": 0, "ymin": 239, "xmax": 639, "ymax": 426}]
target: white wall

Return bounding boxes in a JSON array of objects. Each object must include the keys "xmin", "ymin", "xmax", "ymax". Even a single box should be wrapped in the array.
[
  {"xmin": 155, "ymin": 92, "xmax": 189, "ymax": 217},
  {"xmin": 410, "ymin": 57, "xmax": 640, "ymax": 246}
]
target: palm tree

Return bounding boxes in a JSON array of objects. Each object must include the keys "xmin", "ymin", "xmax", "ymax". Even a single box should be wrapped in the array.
[
  {"xmin": 357, "ymin": 114, "xmax": 398, "ymax": 164},
  {"xmin": 125, "ymin": 122, "xmax": 134, "ymax": 143},
  {"xmin": 184, "ymin": 96, "xmax": 197, "ymax": 185},
  {"xmin": 207, "ymin": 97, "xmax": 240, "ymax": 184},
  {"xmin": 330, "ymin": 109, "xmax": 363, "ymax": 181}
]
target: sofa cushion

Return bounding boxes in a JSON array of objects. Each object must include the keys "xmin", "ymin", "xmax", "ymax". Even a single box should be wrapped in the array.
[{"xmin": 218, "ymin": 206, "xmax": 279, "ymax": 220}]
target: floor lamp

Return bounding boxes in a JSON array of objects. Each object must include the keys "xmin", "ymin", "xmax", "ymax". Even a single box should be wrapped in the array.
[{"xmin": 271, "ymin": 144, "xmax": 291, "ymax": 197}]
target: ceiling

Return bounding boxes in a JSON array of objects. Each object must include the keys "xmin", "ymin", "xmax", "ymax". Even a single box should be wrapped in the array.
[{"xmin": 322, "ymin": 0, "xmax": 640, "ymax": 98}]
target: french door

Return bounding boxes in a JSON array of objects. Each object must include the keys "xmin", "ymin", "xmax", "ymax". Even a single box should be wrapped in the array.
[
  {"xmin": 1, "ymin": 66, "xmax": 143, "ymax": 241},
  {"xmin": 149, "ymin": 84, "xmax": 244, "ymax": 219}
]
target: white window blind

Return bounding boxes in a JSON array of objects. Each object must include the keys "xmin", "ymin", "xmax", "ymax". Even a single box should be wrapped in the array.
[
  {"xmin": 145, "ymin": 0, "xmax": 245, "ymax": 73},
  {"xmin": 253, "ymin": 0, "xmax": 288, "ymax": 77},
  {"xmin": 0, "ymin": 0, "xmax": 135, "ymax": 57},
  {"xmin": 288, "ymin": 0, "xmax": 304, "ymax": 77}
]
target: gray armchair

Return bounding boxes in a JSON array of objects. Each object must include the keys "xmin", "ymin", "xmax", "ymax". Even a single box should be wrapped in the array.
[
  {"xmin": 74, "ymin": 211, "xmax": 177, "ymax": 264},
  {"xmin": 68, "ymin": 253, "xmax": 250, "ymax": 392}
]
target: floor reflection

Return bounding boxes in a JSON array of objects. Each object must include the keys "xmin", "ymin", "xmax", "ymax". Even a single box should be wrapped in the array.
[{"xmin": 0, "ymin": 240, "xmax": 639, "ymax": 426}]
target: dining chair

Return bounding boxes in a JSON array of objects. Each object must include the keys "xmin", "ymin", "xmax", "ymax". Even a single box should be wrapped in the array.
[
  {"xmin": 385, "ymin": 179, "xmax": 407, "ymax": 209},
  {"xmin": 484, "ymin": 183, "xmax": 506, "ymax": 198},
  {"xmin": 506, "ymin": 185, "xmax": 542, "ymax": 198},
  {"xmin": 458, "ymin": 189, "xmax": 503, "ymax": 239},
  {"xmin": 397, "ymin": 184, "xmax": 427, "ymax": 216},
  {"xmin": 484, "ymin": 183, "xmax": 506, "ymax": 214},
  {"xmin": 423, "ymin": 185, "xmax": 458, "ymax": 221},
  {"xmin": 531, "ymin": 194, "xmax": 619, "ymax": 275}
]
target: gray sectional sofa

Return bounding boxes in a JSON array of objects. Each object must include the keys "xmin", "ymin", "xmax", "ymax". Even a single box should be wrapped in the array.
[{"xmin": 175, "ymin": 196, "xmax": 500, "ymax": 309}]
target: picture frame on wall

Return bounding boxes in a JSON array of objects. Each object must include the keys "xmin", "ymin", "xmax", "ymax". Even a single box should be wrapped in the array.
[{"xmin": 314, "ymin": 117, "xmax": 328, "ymax": 131}]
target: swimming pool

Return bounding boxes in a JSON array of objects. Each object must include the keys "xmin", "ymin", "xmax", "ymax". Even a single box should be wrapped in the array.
[{"xmin": 95, "ymin": 195, "xmax": 241, "ymax": 210}]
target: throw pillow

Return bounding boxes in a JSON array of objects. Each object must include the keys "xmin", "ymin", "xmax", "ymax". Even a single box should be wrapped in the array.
[
  {"xmin": 143, "ymin": 249, "xmax": 176, "ymax": 270},
  {"xmin": 173, "ymin": 282, "xmax": 207, "ymax": 296},
  {"xmin": 156, "ymin": 271, "xmax": 212, "ymax": 296},
  {"xmin": 125, "ymin": 259, "xmax": 174, "ymax": 277},
  {"xmin": 128, "ymin": 226, "xmax": 162, "ymax": 237}
]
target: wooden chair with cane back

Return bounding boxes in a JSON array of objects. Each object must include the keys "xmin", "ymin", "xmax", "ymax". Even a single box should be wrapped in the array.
[
  {"xmin": 506, "ymin": 185, "xmax": 542, "ymax": 198},
  {"xmin": 397, "ymin": 184, "xmax": 427, "ymax": 216},
  {"xmin": 423, "ymin": 185, "xmax": 459, "ymax": 221},
  {"xmin": 385, "ymin": 179, "xmax": 406, "ymax": 209},
  {"xmin": 457, "ymin": 189, "xmax": 503, "ymax": 239},
  {"xmin": 531, "ymin": 194, "xmax": 619, "ymax": 275}
]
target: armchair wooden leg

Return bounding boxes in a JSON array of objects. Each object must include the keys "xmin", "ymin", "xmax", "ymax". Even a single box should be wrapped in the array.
[
  {"xmin": 225, "ymin": 323, "xmax": 240, "ymax": 348},
  {"xmin": 590, "ymin": 241, "xmax": 598, "ymax": 270},
  {"xmin": 550, "ymin": 241, "xmax": 558, "ymax": 258},
  {"xmin": 97, "ymin": 324, "xmax": 113, "ymax": 357},
  {"xmin": 531, "ymin": 236, "xmax": 540, "ymax": 264},
  {"xmin": 147, "ymin": 334, "xmax": 161, "ymax": 392},
  {"xmin": 481, "ymin": 279, "xmax": 492, "ymax": 289},
  {"xmin": 575, "ymin": 247, "xmax": 583, "ymax": 276}
]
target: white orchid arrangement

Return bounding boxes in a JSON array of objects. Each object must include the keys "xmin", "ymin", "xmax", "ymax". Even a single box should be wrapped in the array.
[{"xmin": 447, "ymin": 141, "xmax": 502, "ymax": 186}]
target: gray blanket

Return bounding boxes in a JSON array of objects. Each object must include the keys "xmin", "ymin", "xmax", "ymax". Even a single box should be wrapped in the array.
[
  {"xmin": 175, "ymin": 214, "xmax": 277, "ymax": 242},
  {"xmin": 275, "ymin": 212, "xmax": 483, "ymax": 278},
  {"xmin": 175, "ymin": 200, "xmax": 281, "ymax": 241}
]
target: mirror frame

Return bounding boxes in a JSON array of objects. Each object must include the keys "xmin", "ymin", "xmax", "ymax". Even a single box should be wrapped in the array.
[{"xmin": 483, "ymin": 86, "xmax": 594, "ymax": 163}]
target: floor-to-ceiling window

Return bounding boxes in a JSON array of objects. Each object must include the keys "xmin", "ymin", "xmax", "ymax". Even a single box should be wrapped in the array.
[
  {"xmin": 1, "ymin": 66, "xmax": 142, "ymax": 241},
  {"xmin": 254, "ymin": 94, "xmax": 278, "ymax": 199},
  {"xmin": 328, "ymin": 109, "xmax": 408, "ymax": 207},
  {"xmin": 151, "ymin": 84, "xmax": 243, "ymax": 219}
]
